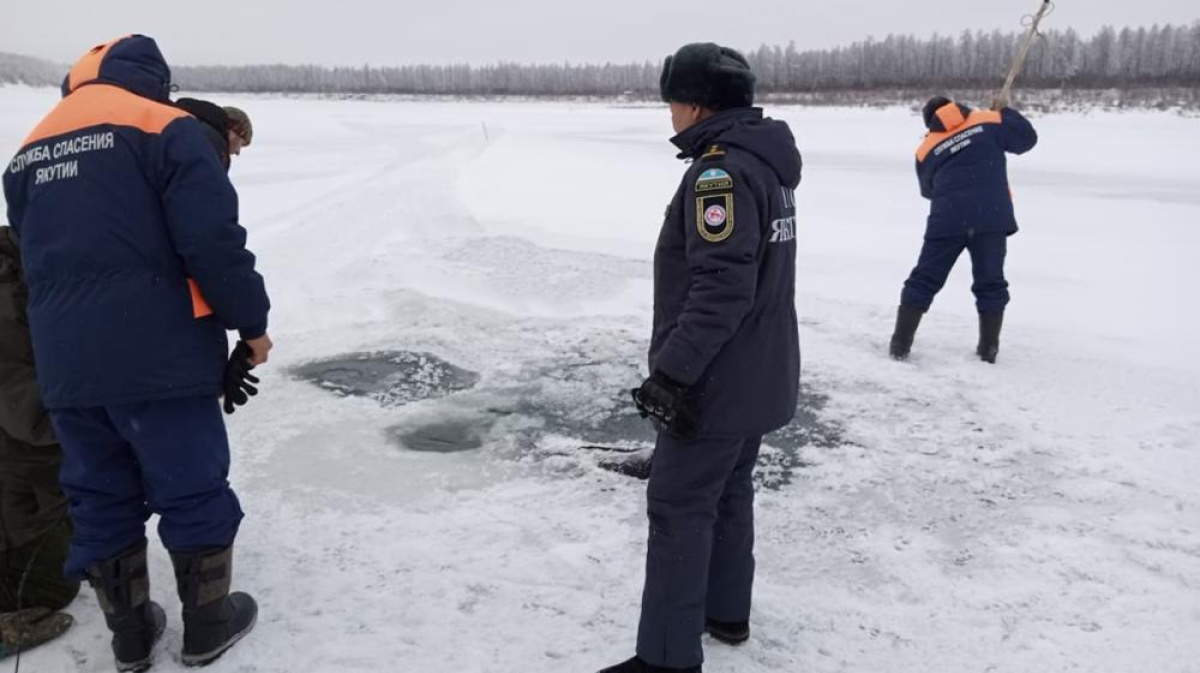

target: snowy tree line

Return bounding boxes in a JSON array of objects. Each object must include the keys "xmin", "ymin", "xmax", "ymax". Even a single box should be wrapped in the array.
[
  {"xmin": 173, "ymin": 62, "xmax": 663, "ymax": 96},
  {"xmin": 4, "ymin": 24, "xmax": 1198, "ymax": 96},
  {"xmin": 746, "ymin": 24, "xmax": 1200, "ymax": 91},
  {"xmin": 171, "ymin": 24, "xmax": 1200, "ymax": 95},
  {"xmin": 0, "ymin": 52, "xmax": 64, "ymax": 87}
]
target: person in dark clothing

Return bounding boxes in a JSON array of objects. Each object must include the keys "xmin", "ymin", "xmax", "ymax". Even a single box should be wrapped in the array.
[
  {"xmin": 173, "ymin": 100, "xmax": 255, "ymax": 172},
  {"xmin": 175, "ymin": 97, "xmax": 232, "ymax": 169},
  {"xmin": 890, "ymin": 95, "xmax": 1038, "ymax": 363},
  {"xmin": 172, "ymin": 98, "xmax": 263, "ymax": 419},
  {"xmin": 0, "ymin": 226, "xmax": 79, "ymax": 660},
  {"xmin": 3, "ymin": 36, "xmax": 270, "ymax": 671},
  {"xmin": 601, "ymin": 42, "xmax": 801, "ymax": 673}
]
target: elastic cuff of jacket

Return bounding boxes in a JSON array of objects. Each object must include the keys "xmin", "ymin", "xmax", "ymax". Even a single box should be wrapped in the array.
[
  {"xmin": 238, "ymin": 323, "xmax": 267, "ymax": 341},
  {"xmin": 651, "ymin": 370, "xmax": 686, "ymax": 390},
  {"xmin": 654, "ymin": 349, "xmax": 702, "ymax": 387}
]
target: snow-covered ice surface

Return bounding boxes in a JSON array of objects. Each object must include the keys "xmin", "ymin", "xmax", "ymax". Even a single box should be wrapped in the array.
[{"xmin": 3, "ymin": 87, "xmax": 1199, "ymax": 672}]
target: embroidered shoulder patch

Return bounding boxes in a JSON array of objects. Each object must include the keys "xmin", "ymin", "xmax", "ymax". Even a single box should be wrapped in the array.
[
  {"xmin": 695, "ymin": 168, "xmax": 733, "ymax": 193},
  {"xmin": 696, "ymin": 193, "xmax": 735, "ymax": 243}
]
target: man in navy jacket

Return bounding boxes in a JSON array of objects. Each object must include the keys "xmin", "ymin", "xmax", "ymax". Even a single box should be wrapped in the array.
[
  {"xmin": 3, "ymin": 35, "xmax": 267, "ymax": 670},
  {"xmin": 890, "ymin": 96, "xmax": 1038, "ymax": 363},
  {"xmin": 602, "ymin": 43, "xmax": 801, "ymax": 673}
]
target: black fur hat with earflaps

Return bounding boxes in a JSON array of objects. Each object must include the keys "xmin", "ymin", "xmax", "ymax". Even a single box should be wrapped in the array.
[{"xmin": 660, "ymin": 43, "xmax": 756, "ymax": 111}]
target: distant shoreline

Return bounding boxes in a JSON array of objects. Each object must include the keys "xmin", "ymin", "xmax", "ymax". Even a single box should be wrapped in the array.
[{"xmin": 2, "ymin": 83, "xmax": 1197, "ymax": 114}]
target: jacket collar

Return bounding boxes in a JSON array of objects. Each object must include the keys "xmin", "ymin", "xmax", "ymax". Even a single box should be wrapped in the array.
[{"xmin": 670, "ymin": 107, "xmax": 762, "ymax": 159}]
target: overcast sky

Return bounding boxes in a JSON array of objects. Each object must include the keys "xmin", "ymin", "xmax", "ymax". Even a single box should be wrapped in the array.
[{"xmin": 3, "ymin": 0, "xmax": 1197, "ymax": 67}]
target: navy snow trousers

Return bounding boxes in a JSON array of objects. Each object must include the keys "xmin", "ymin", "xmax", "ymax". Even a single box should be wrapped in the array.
[
  {"xmin": 901, "ymin": 231, "xmax": 1010, "ymax": 316},
  {"xmin": 50, "ymin": 396, "xmax": 243, "ymax": 577},
  {"xmin": 637, "ymin": 432, "xmax": 761, "ymax": 668}
]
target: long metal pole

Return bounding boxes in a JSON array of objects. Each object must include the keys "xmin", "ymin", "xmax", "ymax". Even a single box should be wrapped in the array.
[{"xmin": 996, "ymin": 0, "xmax": 1055, "ymax": 107}]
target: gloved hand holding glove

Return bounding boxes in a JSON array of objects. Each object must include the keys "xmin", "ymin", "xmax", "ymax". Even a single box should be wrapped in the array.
[
  {"xmin": 631, "ymin": 371, "xmax": 699, "ymax": 440},
  {"xmin": 223, "ymin": 341, "xmax": 260, "ymax": 415}
]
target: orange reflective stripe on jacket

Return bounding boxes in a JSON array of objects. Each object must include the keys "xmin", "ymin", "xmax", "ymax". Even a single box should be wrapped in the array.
[
  {"xmin": 66, "ymin": 37, "xmax": 128, "ymax": 94},
  {"xmin": 22, "ymin": 84, "xmax": 188, "ymax": 147},
  {"xmin": 935, "ymin": 103, "xmax": 966, "ymax": 131},
  {"xmin": 915, "ymin": 109, "xmax": 1003, "ymax": 163}
]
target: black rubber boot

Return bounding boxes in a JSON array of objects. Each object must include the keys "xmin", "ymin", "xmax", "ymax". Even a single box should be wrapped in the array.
[
  {"xmin": 170, "ymin": 546, "xmax": 258, "ymax": 667},
  {"xmin": 704, "ymin": 618, "xmax": 750, "ymax": 646},
  {"xmin": 85, "ymin": 541, "xmax": 166, "ymax": 673},
  {"xmin": 597, "ymin": 656, "xmax": 701, "ymax": 672},
  {"xmin": 889, "ymin": 305, "xmax": 925, "ymax": 360},
  {"xmin": 977, "ymin": 312, "xmax": 1004, "ymax": 364}
]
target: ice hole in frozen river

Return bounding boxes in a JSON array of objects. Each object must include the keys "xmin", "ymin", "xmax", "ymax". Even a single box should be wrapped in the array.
[{"xmin": 291, "ymin": 350, "xmax": 844, "ymax": 487}]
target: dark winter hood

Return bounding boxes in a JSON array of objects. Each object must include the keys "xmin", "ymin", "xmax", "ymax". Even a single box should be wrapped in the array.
[
  {"xmin": 671, "ymin": 107, "xmax": 802, "ymax": 189},
  {"xmin": 175, "ymin": 97, "xmax": 232, "ymax": 170},
  {"xmin": 61, "ymin": 35, "xmax": 172, "ymax": 103},
  {"xmin": 175, "ymin": 98, "xmax": 229, "ymax": 139}
]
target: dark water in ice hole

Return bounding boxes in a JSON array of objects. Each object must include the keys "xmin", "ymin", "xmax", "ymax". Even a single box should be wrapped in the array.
[{"xmin": 291, "ymin": 351, "xmax": 845, "ymax": 487}]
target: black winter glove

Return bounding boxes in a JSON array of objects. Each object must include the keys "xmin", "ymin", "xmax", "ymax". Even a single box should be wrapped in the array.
[
  {"xmin": 223, "ymin": 341, "xmax": 260, "ymax": 415},
  {"xmin": 631, "ymin": 371, "xmax": 699, "ymax": 440}
]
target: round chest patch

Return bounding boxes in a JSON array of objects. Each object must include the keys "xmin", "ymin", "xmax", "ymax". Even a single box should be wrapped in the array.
[
  {"xmin": 704, "ymin": 204, "xmax": 727, "ymax": 227},
  {"xmin": 696, "ymin": 193, "xmax": 735, "ymax": 243}
]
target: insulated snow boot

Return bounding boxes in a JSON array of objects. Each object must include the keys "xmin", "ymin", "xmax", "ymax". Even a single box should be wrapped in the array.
[
  {"xmin": 704, "ymin": 618, "xmax": 750, "ymax": 646},
  {"xmin": 889, "ymin": 305, "xmax": 925, "ymax": 360},
  {"xmin": 977, "ymin": 312, "xmax": 1004, "ymax": 364},
  {"xmin": 597, "ymin": 656, "xmax": 701, "ymax": 673},
  {"xmin": 171, "ymin": 546, "xmax": 257, "ymax": 667},
  {"xmin": 85, "ymin": 541, "xmax": 166, "ymax": 673}
]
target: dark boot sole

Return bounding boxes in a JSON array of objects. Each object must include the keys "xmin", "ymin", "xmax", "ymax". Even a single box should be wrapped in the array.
[
  {"xmin": 707, "ymin": 632, "xmax": 750, "ymax": 646},
  {"xmin": 181, "ymin": 611, "xmax": 258, "ymax": 668},
  {"xmin": 705, "ymin": 627, "xmax": 750, "ymax": 646},
  {"xmin": 117, "ymin": 659, "xmax": 154, "ymax": 673}
]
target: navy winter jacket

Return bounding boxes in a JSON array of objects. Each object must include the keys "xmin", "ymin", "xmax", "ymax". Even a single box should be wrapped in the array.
[
  {"xmin": 916, "ymin": 102, "xmax": 1038, "ymax": 238},
  {"xmin": 2, "ymin": 36, "xmax": 270, "ymax": 409},
  {"xmin": 651, "ymin": 108, "xmax": 802, "ymax": 436}
]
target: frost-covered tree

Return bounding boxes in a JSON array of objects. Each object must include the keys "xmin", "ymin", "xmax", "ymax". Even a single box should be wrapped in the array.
[
  {"xmin": 3, "ymin": 24, "xmax": 1198, "ymax": 96},
  {"xmin": 0, "ymin": 52, "xmax": 62, "ymax": 86}
]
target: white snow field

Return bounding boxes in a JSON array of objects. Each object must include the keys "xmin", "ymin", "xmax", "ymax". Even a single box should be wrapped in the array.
[{"xmin": 2, "ymin": 86, "xmax": 1199, "ymax": 673}]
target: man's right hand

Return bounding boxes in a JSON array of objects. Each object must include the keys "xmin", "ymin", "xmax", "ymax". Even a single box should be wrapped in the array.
[
  {"xmin": 223, "ymin": 341, "xmax": 260, "ymax": 415},
  {"xmin": 245, "ymin": 333, "xmax": 273, "ymax": 366}
]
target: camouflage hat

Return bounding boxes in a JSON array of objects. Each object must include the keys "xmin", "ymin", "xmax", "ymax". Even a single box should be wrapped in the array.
[{"xmin": 223, "ymin": 106, "xmax": 252, "ymax": 145}]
